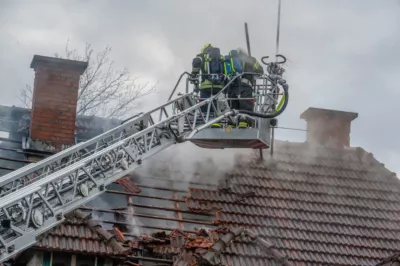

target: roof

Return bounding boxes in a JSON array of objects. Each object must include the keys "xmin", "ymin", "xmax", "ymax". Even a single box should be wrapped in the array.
[
  {"xmin": 35, "ymin": 210, "xmax": 127, "ymax": 256},
  {"xmin": 1, "ymin": 104, "xmax": 400, "ymax": 265},
  {"xmin": 182, "ymin": 142, "xmax": 400, "ymax": 265},
  {"xmin": 376, "ymin": 252, "xmax": 400, "ymax": 266}
]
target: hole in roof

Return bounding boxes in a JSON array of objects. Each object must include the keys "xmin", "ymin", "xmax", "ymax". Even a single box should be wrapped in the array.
[{"xmin": 0, "ymin": 131, "xmax": 9, "ymax": 139}]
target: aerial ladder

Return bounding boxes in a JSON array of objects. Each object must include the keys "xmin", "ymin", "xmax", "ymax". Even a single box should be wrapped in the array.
[{"xmin": 0, "ymin": 54, "xmax": 289, "ymax": 262}]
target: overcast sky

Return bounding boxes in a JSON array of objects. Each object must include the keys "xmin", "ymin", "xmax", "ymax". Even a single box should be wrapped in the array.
[{"xmin": 1, "ymin": 0, "xmax": 400, "ymax": 174}]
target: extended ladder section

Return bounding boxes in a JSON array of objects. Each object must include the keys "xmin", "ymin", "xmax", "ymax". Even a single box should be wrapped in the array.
[{"xmin": 0, "ymin": 59, "xmax": 289, "ymax": 262}]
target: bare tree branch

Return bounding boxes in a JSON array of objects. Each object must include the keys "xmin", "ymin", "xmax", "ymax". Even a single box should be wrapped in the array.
[
  {"xmin": 17, "ymin": 84, "xmax": 33, "ymax": 109},
  {"xmin": 19, "ymin": 40, "xmax": 157, "ymax": 119}
]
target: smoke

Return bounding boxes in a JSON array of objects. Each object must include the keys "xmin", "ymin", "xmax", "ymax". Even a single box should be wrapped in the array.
[
  {"xmin": 126, "ymin": 214, "xmax": 143, "ymax": 237},
  {"xmin": 135, "ymin": 34, "xmax": 177, "ymax": 76},
  {"xmin": 76, "ymin": 115, "xmax": 120, "ymax": 134},
  {"xmin": 86, "ymin": 190, "xmax": 144, "ymax": 237},
  {"xmin": 135, "ymin": 142, "xmax": 259, "ymax": 188}
]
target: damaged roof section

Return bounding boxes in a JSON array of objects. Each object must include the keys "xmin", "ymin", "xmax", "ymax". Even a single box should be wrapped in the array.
[{"xmin": 141, "ymin": 227, "xmax": 293, "ymax": 266}]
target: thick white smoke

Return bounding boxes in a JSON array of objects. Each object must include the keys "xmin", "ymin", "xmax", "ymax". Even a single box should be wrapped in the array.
[{"xmin": 135, "ymin": 142, "xmax": 259, "ymax": 187}]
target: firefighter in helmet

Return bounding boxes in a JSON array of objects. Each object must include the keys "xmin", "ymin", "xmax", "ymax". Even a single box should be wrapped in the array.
[
  {"xmin": 226, "ymin": 47, "xmax": 264, "ymax": 128},
  {"xmin": 191, "ymin": 44, "xmax": 225, "ymax": 128}
]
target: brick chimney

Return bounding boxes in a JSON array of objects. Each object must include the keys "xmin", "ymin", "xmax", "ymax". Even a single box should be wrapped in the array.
[
  {"xmin": 26, "ymin": 55, "xmax": 88, "ymax": 152},
  {"xmin": 300, "ymin": 107, "xmax": 358, "ymax": 148}
]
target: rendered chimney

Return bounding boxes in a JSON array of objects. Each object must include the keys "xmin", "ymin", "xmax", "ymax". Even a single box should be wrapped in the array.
[
  {"xmin": 300, "ymin": 107, "xmax": 358, "ymax": 148},
  {"xmin": 27, "ymin": 55, "xmax": 88, "ymax": 152}
]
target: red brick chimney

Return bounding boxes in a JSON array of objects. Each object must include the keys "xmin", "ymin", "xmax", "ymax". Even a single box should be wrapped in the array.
[
  {"xmin": 27, "ymin": 55, "xmax": 88, "ymax": 152},
  {"xmin": 300, "ymin": 107, "xmax": 358, "ymax": 148}
]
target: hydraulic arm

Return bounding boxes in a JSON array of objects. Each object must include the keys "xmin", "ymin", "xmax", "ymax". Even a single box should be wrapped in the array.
[
  {"xmin": 0, "ymin": 67, "xmax": 289, "ymax": 262},
  {"xmin": 0, "ymin": 92, "xmax": 199, "ymax": 262}
]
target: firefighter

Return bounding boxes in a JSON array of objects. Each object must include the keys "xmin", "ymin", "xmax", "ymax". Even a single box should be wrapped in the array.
[
  {"xmin": 191, "ymin": 44, "xmax": 225, "ymax": 128},
  {"xmin": 226, "ymin": 47, "xmax": 264, "ymax": 128}
]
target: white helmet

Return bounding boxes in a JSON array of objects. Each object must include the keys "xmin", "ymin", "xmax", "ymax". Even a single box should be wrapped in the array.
[{"xmin": 236, "ymin": 47, "xmax": 248, "ymax": 55}]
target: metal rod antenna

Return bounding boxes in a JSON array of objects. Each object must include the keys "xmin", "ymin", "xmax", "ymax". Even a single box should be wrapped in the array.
[
  {"xmin": 275, "ymin": 0, "xmax": 282, "ymax": 60},
  {"xmin": 244, "ymin": 22, "xmax": 252, "ymax": 56},
  {"xmin": 271, "ymin": 0, "xmax": 282, "ymax": 158}
]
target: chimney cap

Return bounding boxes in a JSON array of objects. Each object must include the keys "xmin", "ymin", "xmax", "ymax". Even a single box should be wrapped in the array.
[
  {"xmin": 30, "ymin": 55, "xmax": 88, "ymax": 74},
  {"xmin": 300, "ymin": 107, "xmax": 358, "ymax": 122}
]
